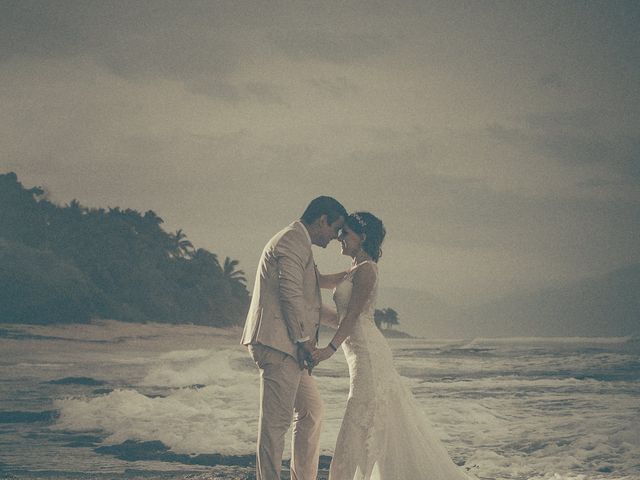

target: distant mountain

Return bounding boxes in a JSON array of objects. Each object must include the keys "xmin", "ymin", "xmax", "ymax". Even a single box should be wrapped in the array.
[
  {"xmin": 376, "ymin": 287, "xmax": 463, "ymax": 338},
  {"xmin": 377, "ymin": 264, "xmax": 640, "ymax": 338},
  {"xmin": 462, "ymin": 264, "xmax": 640, "ymax": 337}
]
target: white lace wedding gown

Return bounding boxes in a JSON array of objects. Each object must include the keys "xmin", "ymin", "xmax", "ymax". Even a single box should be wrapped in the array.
[{"xmin": 330, "ymin": 262, "xmax": 474, "ymax": 480}]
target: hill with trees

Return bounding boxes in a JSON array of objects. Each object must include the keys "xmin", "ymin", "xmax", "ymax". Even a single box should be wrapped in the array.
[{"xmin": 0, "ymin": 172, "xmax": 249, "ymax": 326}]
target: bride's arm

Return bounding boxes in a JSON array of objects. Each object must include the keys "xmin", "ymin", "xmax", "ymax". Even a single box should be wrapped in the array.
[
  {"xmin": 312, "ymin": 264, "xmax": 376, "ymax": 363},
  {"xmin": 318, "ymin": 270, "xmax": 349, "ymax": 289}
]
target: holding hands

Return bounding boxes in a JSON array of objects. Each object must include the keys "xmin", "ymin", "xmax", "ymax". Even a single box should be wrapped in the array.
[
  {"xmin": 298, "ymin": 340, "xmax": 340, "ymax": 371},
  {"xmin": 297, "ymin": 339, "xmax": 317, "ymax": 374},
  {"xmin": 311, "ymin": 342, "xmax": 338, "ymax": 366}
]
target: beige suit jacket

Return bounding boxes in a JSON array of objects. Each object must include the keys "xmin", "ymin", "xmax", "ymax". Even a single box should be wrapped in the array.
[{"xmin": 241, "ymin": 221, "xmax": 322, "ymax": 358}]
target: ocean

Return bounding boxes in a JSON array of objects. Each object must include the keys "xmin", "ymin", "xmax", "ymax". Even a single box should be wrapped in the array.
[{"xmin": 0, "ymin": 321, "xmax": 638, "ymax": 479}]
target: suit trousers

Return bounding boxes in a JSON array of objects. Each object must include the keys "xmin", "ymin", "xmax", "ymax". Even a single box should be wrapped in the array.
[{"xmin": 249, "ymin": 344, "xmax": 324, "ymax": 480}]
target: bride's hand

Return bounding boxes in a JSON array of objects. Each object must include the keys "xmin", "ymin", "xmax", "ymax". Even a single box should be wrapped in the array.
[{"xmin": 311, "ymin": 346, "xmax": 335, "ymax": 365}]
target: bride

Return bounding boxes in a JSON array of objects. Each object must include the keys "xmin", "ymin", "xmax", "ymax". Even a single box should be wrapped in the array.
[{"xmin": 312, "ymin": 212, "xmax": 475, "ymax": 480}]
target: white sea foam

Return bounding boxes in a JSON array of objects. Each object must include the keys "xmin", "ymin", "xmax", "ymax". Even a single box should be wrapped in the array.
[
  {"xmin": 54, "ymin": 347, "xmax": 351, "ymax": 456},
  {"xmin": 142, "ymin": 348, "xmax": 249, "ymax": 388},
  {"xmin": 55, "ymin": 379, "xmax": 260, "ymax": 455}
]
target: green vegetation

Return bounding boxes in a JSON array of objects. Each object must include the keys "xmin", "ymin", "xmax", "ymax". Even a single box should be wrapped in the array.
[
  {"xmin": 0, "ymin": 172, "xmax": 249, "ymax": 326},
  {"xmin": 374, "ymin": 307, "xmax": 399, "ymax": 330}
]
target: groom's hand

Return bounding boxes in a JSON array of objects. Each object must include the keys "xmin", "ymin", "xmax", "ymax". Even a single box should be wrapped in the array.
[
  {"xmin": 297, "ymin": 340, "xmax": 316, "ymax": 375},
  {"xmin": 296, "ymin": 345, "xmax": 308, "ymax": 370},
  {"xmin": 296, "ymin": 346, "xmax": 315, "ymax": 375}
]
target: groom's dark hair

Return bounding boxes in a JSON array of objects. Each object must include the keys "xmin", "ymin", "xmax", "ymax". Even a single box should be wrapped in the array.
[{"xmin": 301, "ymin": 196, "xmax": 347, "ymax": 225}]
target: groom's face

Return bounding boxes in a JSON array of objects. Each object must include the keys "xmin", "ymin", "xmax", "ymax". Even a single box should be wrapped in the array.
[{"xmin": 314, "ymin": 215, "xmax": 344, "ymax": 248}]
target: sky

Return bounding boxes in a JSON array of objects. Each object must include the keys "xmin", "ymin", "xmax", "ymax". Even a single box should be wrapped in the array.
[{"xmin": 2, "ymin": 0, "xmax": 639, "ymax": 307}]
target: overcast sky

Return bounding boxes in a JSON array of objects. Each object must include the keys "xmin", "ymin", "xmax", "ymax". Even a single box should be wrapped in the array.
[{"xmin": 2, "ymin": 0, "xmax": 639, "ymax": 306}]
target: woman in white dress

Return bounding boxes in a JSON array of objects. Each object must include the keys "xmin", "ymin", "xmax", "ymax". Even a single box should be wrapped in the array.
[{"xmin": 312, "ymin": 212, "xmax": 475, "ymax": 480}]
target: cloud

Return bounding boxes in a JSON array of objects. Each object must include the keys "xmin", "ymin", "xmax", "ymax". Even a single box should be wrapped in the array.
[
  {"xmin": 185, "ymin": 79, "xmax": 287, "ymax": 105},
  {"xmin": 244, "ymin": 82, "xmax": 288, "ymax": 106},
  {"xmin": 185, "ymin": 79, "xmax": 242, "ymax": 102},
  {"xmin": 488, "ymin": 123, "xmax": 613, "ymax": 165},
  {"xmin": 270, "ymin": 29, "xmax": 390, "ymax": 64},
  {"xmin": 306, "ymin": 76, "xmax": 360, "ymax": 99},
  {"xmin": 0, "ymin": 2, "xmax": 253, "ymax": 99},
  {"xmin": 522, "ymin": 108, "xmax": 636, "ymax": 133},
  {"xmin": 0, "ymin": 2, "xmax": 391, "ymax": 99},
  {"xmin": 487, "ymin": 115, "xmax": 640, "ymax": 180},
  {"xmin": 2, "ymin": 0, "xmax": 640, "ymax": 306},
  {"xmin": 537, "ymin": 72, "xmax": 567, "ymax": 91}
]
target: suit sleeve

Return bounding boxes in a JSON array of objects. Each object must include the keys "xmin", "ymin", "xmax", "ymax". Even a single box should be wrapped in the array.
[{"xmin": 274, "ymin": 231, "xmax": 309, "ymax": 343}]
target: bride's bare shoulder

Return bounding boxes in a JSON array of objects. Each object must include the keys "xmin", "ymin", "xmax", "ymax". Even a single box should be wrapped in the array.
[{"xmin": 351, "ymin": 261, "xmax": 377, "ymax": 286}]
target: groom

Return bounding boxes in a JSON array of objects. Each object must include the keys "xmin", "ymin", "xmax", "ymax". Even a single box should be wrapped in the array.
[{"xmin": 241, "ymin": 196, "xmax": 347, "ymax": 480}]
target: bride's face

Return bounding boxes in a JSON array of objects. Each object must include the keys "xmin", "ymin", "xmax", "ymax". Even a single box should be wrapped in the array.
[{"xmin": 339, "ymin": 224, "xmax": 363, "ymax": 257}]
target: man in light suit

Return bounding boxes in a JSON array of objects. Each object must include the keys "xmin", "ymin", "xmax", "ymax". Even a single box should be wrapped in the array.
[{"xmin": 242, "ymin": 196, "xmax": 347, "ymax": 480}]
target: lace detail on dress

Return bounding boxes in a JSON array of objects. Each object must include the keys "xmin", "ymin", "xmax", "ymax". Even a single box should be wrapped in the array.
[{"xmin": 329, "ymin": 262, "xmax": 475, "ymax": 480}]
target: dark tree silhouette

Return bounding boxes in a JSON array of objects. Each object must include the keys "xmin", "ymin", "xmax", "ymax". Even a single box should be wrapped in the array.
[
  {"xmin": 373, "ymin": 307, "xmax": 400, "ymax": 330},
  {"xmin": 383, "ymin": 308, "xmax": 399, "ymax": 329},
  {"xmin": 223, "ymin": 257, "xmax": 247, "ymax": 284},
  {"xmin": 0, "ymin": 172, "xmax": 249, "ymax": 327},
  {"xmin": 170, "ymin": 229, "xmax": 194, "ymax": 258}
]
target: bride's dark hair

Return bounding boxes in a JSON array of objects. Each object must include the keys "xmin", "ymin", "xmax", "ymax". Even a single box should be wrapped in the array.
[{"xmin": 345, "ymin": 211, "xmax": 386, "ymax": 262}]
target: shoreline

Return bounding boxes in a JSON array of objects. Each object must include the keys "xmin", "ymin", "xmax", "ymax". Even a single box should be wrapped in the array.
[
  {"xmin": 0, "ymin": 470, "xmax": 329, "ymax": 480},
  {"xmin": 0, "ymin": 319, "xmax": 245, "ymax": 354}
]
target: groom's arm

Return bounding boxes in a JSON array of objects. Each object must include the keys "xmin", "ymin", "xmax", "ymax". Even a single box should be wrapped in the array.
[
  {"xmin": 275, "ymin": 231, "xmax": 310, "ymax": 344},
  {"xmin": 319, "ymin": 304, "xmax": 339, "ymax": 329}
]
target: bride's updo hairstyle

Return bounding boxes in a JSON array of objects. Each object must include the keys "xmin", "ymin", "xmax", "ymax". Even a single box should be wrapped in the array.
[{"xmin": 346, "ymin": 211, "xmax": 386, "ymax": 262}]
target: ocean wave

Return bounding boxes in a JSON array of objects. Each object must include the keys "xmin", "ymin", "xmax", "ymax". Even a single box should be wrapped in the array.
[
  {"xmin": 95, "ymin": 439, "xmax": 256, "ymax": 467},
  {"xmin": 46, "ymin": 377, "xmax": 107, "ymax": 386},
  {"xmin": 156, "ymin": 349, "xmax": 219, "ymax": 361},
  {"xmin": 53, "ymin": 386, "xmax": 258, "ymax": 456},
  {"xmin": 17, "ymin": 327, "xmax": 637, "ymax": 480},
  {"xmin": 393, "ymin": 350, "xmax": 640, "ymax": 384},
  {"xmin": 141, "ymin": 349, "xmax": 250, "ymax": 388},
  {"xmin": 463, "ymin": 336, "xmax": 634, "ymax": 347},
  {"xmin": 0, "ymin": 410, "xmax": 59, "ymax": 424}
]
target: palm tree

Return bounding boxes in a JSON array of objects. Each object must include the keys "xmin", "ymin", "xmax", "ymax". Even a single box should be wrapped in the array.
[
  {"xmin": 223, "ymin": 257, "xmax": 247, "ymax": 285},
  {"xmin": 383, "ymin": 308, "xmax": 399, "ymax": 329},
  {"xmin": 192, "ymin": 248, "xmax": 221, "ymax": 271},
  {"xmin": 170, "ymin": 229, "xmax": 194, "ymax": 258},
  {"xmin": 373, "ymin": 307, "xmax": 400, "ymax": 330},
  {"xmin": 143, "ymin": 210, "xmax": 164, "ymax": 225}
]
